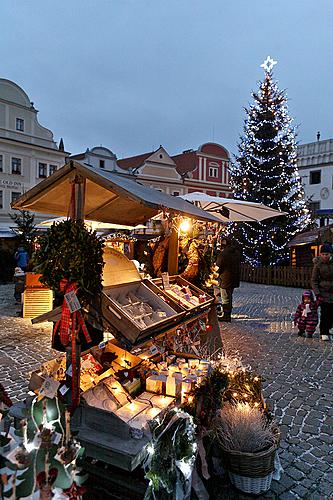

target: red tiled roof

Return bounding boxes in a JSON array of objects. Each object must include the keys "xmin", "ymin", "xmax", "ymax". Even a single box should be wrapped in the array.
[
  {"xmin": 117, "ymin": 151, "xmax": 154, "ymax": 171},
  {"xmin": 171, "ymin": 151, "xmax": 197, "ymax": 175}
]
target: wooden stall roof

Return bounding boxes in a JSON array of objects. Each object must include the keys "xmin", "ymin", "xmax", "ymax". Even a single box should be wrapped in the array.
[
  {"xmin": 288, "ymin": 224, "xmax": 333, "ymax": 247},
  {"xmin": 11, "ymin": 161, "xmax": 221, "ymax": 225}
]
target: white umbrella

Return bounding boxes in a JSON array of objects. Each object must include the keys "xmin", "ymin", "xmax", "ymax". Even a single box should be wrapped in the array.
[
  {"xmin": 37, "ymin": 217, "xmax": 146, "ymax": 231},
  {"xmin": 179, "ymin": 192, "xmax": 286, "ymax": 222}
]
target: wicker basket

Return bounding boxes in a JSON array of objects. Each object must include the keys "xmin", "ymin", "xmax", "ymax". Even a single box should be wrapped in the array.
[{"xmin": 221, "ymin": 426, "xmax": 280, "ymax": 494}]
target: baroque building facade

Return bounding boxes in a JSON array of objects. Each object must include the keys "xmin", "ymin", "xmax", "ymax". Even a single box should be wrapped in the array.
[
  {"xmin": 71, "ymin": 142, "xmax": 231, "ymax": 198},
  {"xmin": 297, "ymin": 138, "xmax": 333, "ymax": 226},
  {"xmin": 0, "ymin": 78, "xmax": 67, "ymax": 235}
]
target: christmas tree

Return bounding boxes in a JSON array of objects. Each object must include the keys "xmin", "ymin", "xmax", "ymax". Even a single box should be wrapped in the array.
[{"xmin": 230, "ymin": 56, "xmax": 311, "ymax": 266}]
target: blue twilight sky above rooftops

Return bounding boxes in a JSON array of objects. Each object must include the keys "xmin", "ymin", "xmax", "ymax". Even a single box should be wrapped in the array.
[{"xmin": 1, "ymin": 0, "xmax": 332, "ymax": 159}]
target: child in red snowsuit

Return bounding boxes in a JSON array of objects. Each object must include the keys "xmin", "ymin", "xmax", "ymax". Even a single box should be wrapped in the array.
[{"xmin": 294, "ymin": 290, "xmax": 319, "ymax": 338}]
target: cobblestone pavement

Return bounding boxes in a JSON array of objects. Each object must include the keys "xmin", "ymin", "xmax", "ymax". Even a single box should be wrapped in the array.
[
  {"xmin": 220, "ymin": 282, "xmax": 333, "ymax": 499},
  {"xmin": 1, "ymin": 283, "xmax": 333, "ymax": 499},
  {"xmin": 0, "ymin": 284, "xmax": 56, "ymax": 403}
]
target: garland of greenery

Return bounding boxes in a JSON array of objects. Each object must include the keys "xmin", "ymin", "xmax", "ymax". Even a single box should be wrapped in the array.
[
  {"xmin": 182, "ymin": 368, "xmax": 229, "ymax": 428},
  {"xmin": 143, "ymin": 409, "xmax": 196, "ymax": 500},
  {"xmin": 33, "ymin": 220, "xmax": 104, "ymax": 303}
]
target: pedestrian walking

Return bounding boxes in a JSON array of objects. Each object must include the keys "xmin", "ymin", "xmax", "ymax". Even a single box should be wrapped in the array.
[
  {"xmin": 311, "ymin": 243, "xmax": 333, "ymax": 341},
  {"xmin": 14, "ymin": 246, "xmax": 29, "ymax": 272},
  {"xmin": 293, "ymin": 290, "xmax": 319, "ymax": 338},
  {"xmin": 215, "ymin": 236, "xmax": 241, "ymax": 322}
]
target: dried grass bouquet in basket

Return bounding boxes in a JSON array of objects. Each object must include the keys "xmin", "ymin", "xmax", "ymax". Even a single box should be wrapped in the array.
[{"xmin": 214, "ymin": 402, "xmax": 277, "ymax": 453}]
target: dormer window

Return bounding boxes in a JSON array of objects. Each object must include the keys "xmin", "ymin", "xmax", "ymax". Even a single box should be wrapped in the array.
[
  {"xmin": 208, "ymin": 161, "xmax": 219, "ymax": 178},
  {"xmin": 99, "ymin": 160, "xmax": 105, "ymax": 169},
  {"xmin": 16, "ymin": 118, "xmax": 24, "ymax": 132}
]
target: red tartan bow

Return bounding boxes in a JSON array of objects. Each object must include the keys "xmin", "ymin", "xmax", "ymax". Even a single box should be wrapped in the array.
[{"xmin": 55, "ymin": 279, "xmax": 91, "ymax": 347}]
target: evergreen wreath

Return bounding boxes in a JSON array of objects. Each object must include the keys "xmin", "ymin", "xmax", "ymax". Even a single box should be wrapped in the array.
[{"xmin": 33, "ymin": 219, "xmax": 104, "ymax": 303}]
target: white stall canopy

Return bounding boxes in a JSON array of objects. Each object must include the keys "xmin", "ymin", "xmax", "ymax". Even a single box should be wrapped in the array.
[{"xmin": 11, "ymin": 161, "xmax": 221, "ymax": 225}]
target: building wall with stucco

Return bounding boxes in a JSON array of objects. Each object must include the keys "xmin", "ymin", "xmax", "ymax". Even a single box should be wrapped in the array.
[{"xmin": 0, "ymin": 79, "xmax": 67, "ymax": 233}]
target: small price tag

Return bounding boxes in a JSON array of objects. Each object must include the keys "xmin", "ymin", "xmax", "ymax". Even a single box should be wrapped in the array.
[
  {"xmin": 161, "ymin": 272, "xmax": 170, "ymax": 290},
  {"xmin": 149, "ymin": 345, "xmax": 159, "ymax": 355},
  {"xmin": 59, "ymin": 385, "xmax": 70, "ymax": 396},
  {"xmin": 64, "ymin": 291, "xmax": 81, "ymax": 313},
  {"xmin": 98, "ymin": 341, "xmax": 107, "ymax": 350},
  {"xmin": 39, "ymin": 377, "xmax": 60, "ymax": 399},
  {"xmin": 52, "ymin": 432, "xmax": 62, "ymax": 445},
  {"xmin": 66, "ymin": 364, "xmax": 72, "ymax": 377}
]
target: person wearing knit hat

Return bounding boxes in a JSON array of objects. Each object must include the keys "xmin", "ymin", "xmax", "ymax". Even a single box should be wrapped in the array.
[
  {"xmin": 320, "ymin": 243, "xmax": 333, "ymax": 254},
  {"xmin": 293, "ymin": 290, "xmax": 319, "ymax": 338},
  {"xmin": 311, "ymin": 243, "xmax": 333, "ymax": 341}
]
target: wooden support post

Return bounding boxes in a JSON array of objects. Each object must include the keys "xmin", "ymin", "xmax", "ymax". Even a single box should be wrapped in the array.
[
  {"xmin": 167, "ymin": 227, "xmax": 179, "ymax": 275},
  {"xmin": 67, "ymin": 175, "xmax": 86, "ymax": 412}
]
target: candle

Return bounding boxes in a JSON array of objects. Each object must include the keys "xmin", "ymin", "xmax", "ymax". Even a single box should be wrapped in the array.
[
  {"xmin": 188, "ymin": 359, "xmax": 199, "ymax": 369},
  {"xmin": 181, "ymin": 379, "xmax": 192, "ymax": 404},
  {"xmin": 166, "ymin": 376, "xmax": 181, "ymax": 398},
  {"xmin": 21, "ymin": 419, "xmax": 27, "ymax": 447}
]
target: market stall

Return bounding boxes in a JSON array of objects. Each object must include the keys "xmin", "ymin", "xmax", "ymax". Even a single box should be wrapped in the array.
[{"xmin": 10, "ymin": 161, "xmax": 221, "ymax": 464}]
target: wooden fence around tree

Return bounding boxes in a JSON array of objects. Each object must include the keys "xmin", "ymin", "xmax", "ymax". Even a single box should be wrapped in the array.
[{"xmin": 240, "ymin": 264, "xmax": 312, "ymax": 288}]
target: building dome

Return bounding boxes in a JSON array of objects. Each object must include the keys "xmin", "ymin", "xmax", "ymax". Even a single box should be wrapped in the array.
[{"xmin": 0, "ymin": 78, "xmax": 32, "ymax": 107}]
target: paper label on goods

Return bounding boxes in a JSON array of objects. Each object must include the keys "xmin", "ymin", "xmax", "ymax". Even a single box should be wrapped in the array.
[
  {"xmin": 64, "ymin": 290, "xmax": 81, "ymax": 313},
  {"xmin": 149, "ymin": 345, "xmax": 159, "ymax": 355},
  {"xmin": 39, "ymin": 376, "xmax": 60, "ymax": 399},
  {"xmin": 59, "ymin": 384, "xmax": 70, "ymax": 396},
  {"xmin": 66, "ymin": 364, "xmax": 72, "ymax": 377},
  {"xmin": 161, "ymin": 272, "xmax": 170, "ymax": 290},
  {"xmin": 51, "ymin": 432, "xmax": 62, "ymax": 445}
]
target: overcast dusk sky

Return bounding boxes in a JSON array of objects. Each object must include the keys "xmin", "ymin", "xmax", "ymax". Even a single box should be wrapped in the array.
[{"xmin": 1, "ymin": 0, "xmax": 332, "ymax": 159}]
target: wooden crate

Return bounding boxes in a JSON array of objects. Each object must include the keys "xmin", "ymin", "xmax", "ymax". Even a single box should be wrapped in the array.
[
  {"xmin": 22, "ymin": 288, "xmax": 53, "ymax": 319},
  {"xmin": 153, "ymin": 275, "xmax": 214, "ymax": 316},
  {"xmin": 102, "ymin": 281, "xmax": 184, "ymax": 348}
]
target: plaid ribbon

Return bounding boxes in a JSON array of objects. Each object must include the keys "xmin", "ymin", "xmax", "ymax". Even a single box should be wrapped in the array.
[
  {"xmin": 54, "ymin": 279, "xmax": 92, "ymax": 412},
  {"xmin": 54, "ymin": 279, "xmax": 91, "ymax": 347}
]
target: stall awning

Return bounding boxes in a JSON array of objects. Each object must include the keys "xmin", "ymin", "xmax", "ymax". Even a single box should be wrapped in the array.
[{"xmin": 11, "ymin": 161, "xmax": 221, "ymax": 225}]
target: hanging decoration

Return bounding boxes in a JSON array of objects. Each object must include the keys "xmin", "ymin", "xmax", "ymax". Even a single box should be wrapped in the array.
[{"xmin": 0, "ymin": 396, "xmax": 87, "ymax": 499}]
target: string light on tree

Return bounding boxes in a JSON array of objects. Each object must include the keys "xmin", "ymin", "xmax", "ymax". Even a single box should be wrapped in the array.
[{"xmin": 229, "ymin": 56, "xmax": 312, "ymax": 266}]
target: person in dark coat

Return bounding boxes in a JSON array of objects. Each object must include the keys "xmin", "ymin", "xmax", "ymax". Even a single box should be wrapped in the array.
[
  {"xmin": 311, "ymin": 243, "xmax": 333, "ymax": 341},
  {"xmin": 216, "ymin": 237, "xmax": 241, "ymax": 322}
]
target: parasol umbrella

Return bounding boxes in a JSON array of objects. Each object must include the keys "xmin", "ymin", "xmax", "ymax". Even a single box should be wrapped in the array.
[{"xmin": 179, "ymin": 192, "xmax": 286, "ymax": 222}]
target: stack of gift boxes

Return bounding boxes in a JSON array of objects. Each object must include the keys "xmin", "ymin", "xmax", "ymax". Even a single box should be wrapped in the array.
[{"xmin": 30, "ymin": 341, "xmax": 212, "ymax": 439}]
